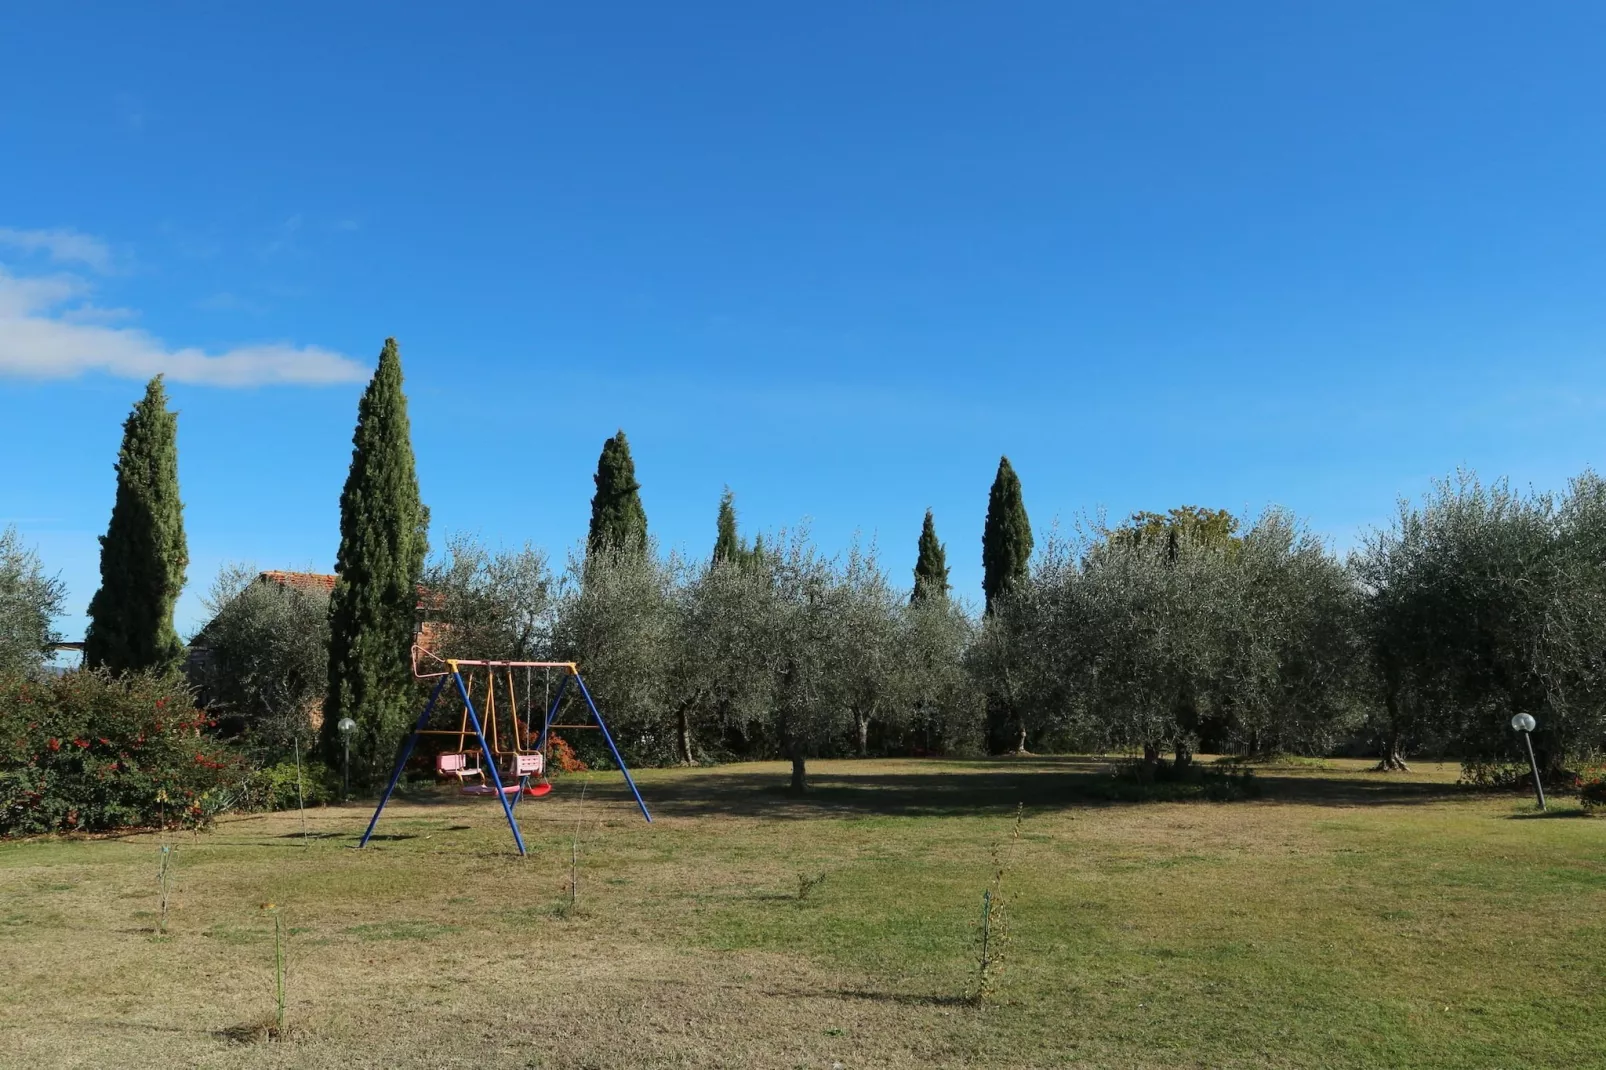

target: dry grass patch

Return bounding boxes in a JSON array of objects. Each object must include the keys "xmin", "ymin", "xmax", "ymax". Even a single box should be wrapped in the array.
[{"xmin": 2, "ymin": 757, "xmax": 1603, "ymax": 1068}]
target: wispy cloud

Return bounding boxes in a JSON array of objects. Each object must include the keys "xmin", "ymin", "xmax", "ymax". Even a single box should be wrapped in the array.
[
  {"xmin": 0, "ymin": 248, "xmax": 368, "ymax": 387},
  {"xmin": 0, "ymin": 228, "xmax": 114, "ymax": 272},
  {"xmin": 156, "ymin": 219, "xmax": 221, "ymax": 260},
  {"xmin": 196, "ymin": 291, "xmax": 268, "ymax": 314},
  {"xmin": 263, "ymin": 214, "xmax": 303, "ymax": 256},
  {"xmin": 60, "ymin": 304, "xmax": 138, "ymax": 325}
]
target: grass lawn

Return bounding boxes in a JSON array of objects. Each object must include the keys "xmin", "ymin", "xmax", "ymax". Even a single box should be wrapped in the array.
[{"xmin": 2, "ymin": 757, "xmax": 1603, "ymax": 1069}]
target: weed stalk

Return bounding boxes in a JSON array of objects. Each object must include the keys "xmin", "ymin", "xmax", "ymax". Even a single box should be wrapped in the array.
[
  {"xmin": 259, "ymin": 903, "xmax": 286, "ymax": 1038},
  {"xmin": 973, "ymin": 802, "xmax": 1025, "ymax": 1004},
  {"xmin": 157, "ymin": 843, "xmax": 174, "ymax": 934},
  {"xmin": 569, "ymin": 777, "xmax": 590, "ymax": 911},
  {"xmin": 293, "ymin": 735, "xmax": 308, "ymax": 847},
  {"xmin": 274, "ymin": 910, "xmax": 286, "ymax": 1037}
]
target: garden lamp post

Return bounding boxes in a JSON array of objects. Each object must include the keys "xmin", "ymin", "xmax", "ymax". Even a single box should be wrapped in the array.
[
  {"xmin": 1510, "ymin": 713, "xmax": 1546, "ymax": 811},
  {"xmin": 337, "ymin": 717, "xmax": 357, "ymax": 802}
]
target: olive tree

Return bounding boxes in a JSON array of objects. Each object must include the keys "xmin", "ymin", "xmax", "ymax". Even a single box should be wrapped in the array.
[
  {"xmin": 662, "ymin": 554, "xmax": 778, "ymax": 764},
  {"xmin": 0, "ymin": 526, "xmax": 66, "ymax": 678},
  {"xmin": 552, "ymin": 544, "xmax": 678, "ymax": 762},
  {"xmin": 1357, "ymin": 472, "xmax": 1606, "ymax": 777},
  {"xmin": 1206, "ymin": 510, "xmax": 1369, "ymax": 758},
  {"xmin": 192, "ymin": 564, "xmax": 330, "ymax": 760},
  {"xmin": 901, "ymin": 592, "xmax": 982, "ymax": 754},
  {"xmin": 424, "ymin": 534, "xmax": 555, "ymax": 662},
  {"xmin": 1539, "ymin": 472, "xmax": 1606, "ymax": 765},
  {"xmin": 1063, "ymin": 528, "xmax": 1235, "ymax": 768},
  {"xmin": 982, "ymin": 509, "xmax": 1363, "ymax": 770},
  {"xmin": 827, "ymin": 542, "xmax": 904, "ymax": 756},
  {"xmin": 743, "ymin": 530, "xmax": 854, "ymax": 792},
  {"xmin": 966, "ymin": 572, "xmax": 1057, "ymax": 754}
]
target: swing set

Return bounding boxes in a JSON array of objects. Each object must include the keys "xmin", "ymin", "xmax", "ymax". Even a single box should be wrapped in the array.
[
  {"xmin": 431, "ymin": 665, "xmax": 549, "ymax": 798},
  {"xmin": 359, "ymin": 648, "xmax": 652, "ymax": 856}
]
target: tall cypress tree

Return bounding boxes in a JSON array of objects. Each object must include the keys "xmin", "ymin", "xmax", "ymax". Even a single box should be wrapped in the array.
[
  {"xmin": 982, "ymin": 456, "xmax": 1033, "ymax": 614},
  {"xmin": 85, "ymin": 376, "xmax": 188, "ymax": 675},
  {"xmin": 713, "ymin": 487, "xmax": 741, "ymax": 564},
  {"xmin": 587, "ymin": 430, "xmax": 648, "ymax": 556},
  {"xmin": 982, "ymin": 456, "xmax": 1033, "ymax": 754},
  {"xmin": 322, "ymin": 339, "xmax": 428, "ymax": 783},
  {"xmin": 911, "ymin": 509, "xmax": 950, "ymax": 603}
]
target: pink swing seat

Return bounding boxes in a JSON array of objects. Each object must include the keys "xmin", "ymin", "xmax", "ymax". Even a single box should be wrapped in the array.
[{"xmin": 459, "ymin": 783, "xmax": 521, "ymax": 796}]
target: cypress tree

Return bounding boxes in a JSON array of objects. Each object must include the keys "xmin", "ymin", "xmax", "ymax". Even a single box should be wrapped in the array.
[
  {"xmin": 713, "ymin": 487, "xmax": 741, "ymax": 564},
  {"xmin": 321, "ymin": 339, "xmax": 428, "ymax": 784},
  {"xmin": 911, "ymin": 509, "xmax": 950, "ymax": 603},
  {"xmin": 587, "ymin": 430, "xmax": 648, "ymax": 556},
  {"xmin": 85, "ymin": 376, "xmax": 188, "ymax": 675},
  {"xmin": 981, "ymin": 456, "xmax": 1033, "ymax": 614},
  {"xmin": 982, "ymin": 456, "xmax": 1033, "ymax": 754}
]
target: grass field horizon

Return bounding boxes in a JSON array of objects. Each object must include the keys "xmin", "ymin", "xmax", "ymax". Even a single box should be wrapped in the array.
[{"xmin": 3, "ymin": 756, "xmax": 1603, "ymax": 1069}]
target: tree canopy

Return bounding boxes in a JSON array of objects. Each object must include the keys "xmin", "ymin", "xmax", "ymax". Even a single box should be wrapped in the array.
[
  {"xmin": 0, "ymin": 526, "xmax": 66, "ymax": 677},
  {"xmin": 1107, "ymin": 505, "xmax": 1241, "ymax": 551},
  {"xmin": 46, "ymin": 360, "xmax": 1606, "ymax": 794},
  {"xmin": 85, "ymin": 376, "xmax": 188, "ymax": 676},
  {"xmin": 912, "ymin": 509, "xmax": 950, "ymax": 603},
  {"xmin": 982, "ymin": 456, "xmax": 1032, "ymax": 614},
  {"xmin": 587, "ymin": 430, "xmax": 648, "ymax": 557},
  {"xmin": 194, "ymin": 566, "xmax": 331, "ymax": 761},
  {"xmin": 322, "ymin": 339, "xmax": 429, "ymax": 784}
]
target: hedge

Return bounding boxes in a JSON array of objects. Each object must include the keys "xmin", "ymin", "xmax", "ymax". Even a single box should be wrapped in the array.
[{"xmin": 0, "ymin": 670, "xmax": 245, "ymax": 835}]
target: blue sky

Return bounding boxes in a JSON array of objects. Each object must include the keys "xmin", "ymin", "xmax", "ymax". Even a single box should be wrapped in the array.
[{"xmin": 4, "ymin": 2, "xmax": 1606, "ymax": 637}]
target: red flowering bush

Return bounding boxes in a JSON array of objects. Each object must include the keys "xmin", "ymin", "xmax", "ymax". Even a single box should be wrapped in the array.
[
  {"xmin": 546, "ymin": 733, "xmax": 588, "ymax": 774},
  {"xmin": 0, "ymin": 670, "xmax": 245, "ymax": 835}
]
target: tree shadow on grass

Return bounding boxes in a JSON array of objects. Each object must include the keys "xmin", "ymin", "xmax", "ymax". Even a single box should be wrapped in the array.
[
  {"xmin": 215, "ymin": 1017, "xmax": 282, "ymax": 1044},
  {"xmin": 625, "ymin": 758, "xmax": 1471, "ymax": 821},
  {"xmin": 202, "ymin": 840, "xmax": 348, "ymax": 849},
  {"xmin": 827, "ymin": 988, "xmax": 975, "ymax": 1008},
  {"xmin": 757, "ymin": 984, "xmax": 972, "ymax": 1007},
  {"xmin": 82, "ymin": 1019, "xmax": 207, "ymax": 1036}
]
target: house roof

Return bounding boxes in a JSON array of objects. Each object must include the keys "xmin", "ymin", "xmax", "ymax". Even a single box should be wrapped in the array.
[
  {"xmin": 188, "ymin": 570, "xmax": 444, "ymax": 655},
  {"xmin": 259, "ymin": 570, "xmax": 338, "ymax": 593},
  {"xmin": 256, "ymin": 570, "xmax": 441, "ymax": 611}
]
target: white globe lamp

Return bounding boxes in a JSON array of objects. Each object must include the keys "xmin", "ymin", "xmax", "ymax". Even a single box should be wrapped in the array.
[{"xmin": 1510, "ymin": 713, "xmax": 1545, "ymax": 810}]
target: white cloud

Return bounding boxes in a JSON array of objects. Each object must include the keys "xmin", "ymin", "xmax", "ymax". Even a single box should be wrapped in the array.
[
  {"xmin": 0, "ymin": 264, "xmax": 369, "ymax": 387},
  {"xmin": 0, "ymin": 228, "xmax": 114, "ymax": 272},
  {"xmin": 60, "ymin": 304, "xmax": 138, "ymax": 325}
]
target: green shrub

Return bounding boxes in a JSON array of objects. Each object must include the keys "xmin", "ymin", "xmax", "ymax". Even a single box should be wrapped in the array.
[
  {"xmin": 237, "ymin": 758, "xmax": 337, "ymax": 812},
  {"xmin": 1215, "ymin": 753, "xmax": 1330, "ymax": 769},
  {"xmin": 1459, "ymin": 758, "xmax": 1581, "ymax": 792},
  {"xmin": 1578, "ymin": 766, "xmax": 1606, "ymax": 812},
  {"xmin": 1105, "ymin": 760, "xmax": 1259, "ymax": 802},
  {"xmin": 1458, "ymin": 760, "xmax": 1531, "ymax": 790},
  {"xmin": 0, "ymin": 670, "xmax": 246, "ymax": 835}
]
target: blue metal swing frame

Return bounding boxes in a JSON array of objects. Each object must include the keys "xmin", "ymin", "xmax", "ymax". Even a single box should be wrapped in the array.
[{"xmin": 358, "ymin": 659, "xmax": 652, "ymax": 856}]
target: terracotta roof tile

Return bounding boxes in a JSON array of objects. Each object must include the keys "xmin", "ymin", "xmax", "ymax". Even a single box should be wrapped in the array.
[
  {"xmin": 257, "ymin": 570, "xmax": 440, "ymax": 613},
  {"xmin": 259, "ymin": 571, "xmax": 338, "ymax": 592}
]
